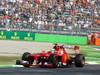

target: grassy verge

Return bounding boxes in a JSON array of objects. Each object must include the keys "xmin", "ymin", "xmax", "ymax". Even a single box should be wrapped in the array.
[
  {"xmin": 0, "ymin": 56, "xmax": 20, "ymax": 65},
  {"xmin": 80, "ymin": 45, "xmax": 100, "ymax": 62}
]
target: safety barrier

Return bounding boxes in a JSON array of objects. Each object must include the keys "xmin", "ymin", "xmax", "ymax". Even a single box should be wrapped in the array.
[
  {"xmin": 0, "ymin": 30, "xmax": 88, "ymax": 45},
  {"xmin": 0, "ymin": 30, "xmax": 35, "ymax": 41},
  {"xmin": 35, "ymin": 33, "xmax": 87, "ymax": 45}
]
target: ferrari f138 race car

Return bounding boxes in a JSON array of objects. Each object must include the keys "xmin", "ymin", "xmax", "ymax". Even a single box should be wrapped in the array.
[{"xmin": 16, "ymin": 44, "xmax": 85, "ymax": 68}]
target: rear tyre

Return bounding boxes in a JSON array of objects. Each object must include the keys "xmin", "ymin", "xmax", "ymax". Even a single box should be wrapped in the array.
[
  {"xmin": 22, "ymin": 52, "xmax": 30, "ymax": 61},
  {"xmin": 75, "ymin": 54, "xmax": 85, "ymax": 67},
  {"xmin": 22, "ymin": 52, "xmax": 34, "ymax": 67}
]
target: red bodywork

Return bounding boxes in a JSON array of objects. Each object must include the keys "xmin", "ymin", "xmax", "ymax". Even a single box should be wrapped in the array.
[
  {"xmin": 29, "ymin": 45, "xmax": 69, "ymax": 64},
  {"xmin": 17, "ymin": 44, "xmax": 82, "ymax": 68}
]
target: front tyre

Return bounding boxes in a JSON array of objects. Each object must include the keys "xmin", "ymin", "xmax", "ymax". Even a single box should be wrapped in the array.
[{"xmin": 75, "ymin": 54, "xmax": 85, "ymax": 67}]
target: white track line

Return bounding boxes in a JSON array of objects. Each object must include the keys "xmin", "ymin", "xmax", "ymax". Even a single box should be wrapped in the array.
[
  {"xmin": 86, "ymin": 61, "xmax": 100, "ymax": 65},
  {"xmin": 12, "ymin": 62, "xmax": 100, "ymax": 67},
  {"xmin": 0, "ymin": 62, "xmax": 100, "ymax": 68}
]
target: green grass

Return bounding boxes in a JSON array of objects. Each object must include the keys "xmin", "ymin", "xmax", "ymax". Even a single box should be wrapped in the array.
[
  {"xmin": 0, "ymin": 45, "xmax": 100, "ymax": 65},
  {"xmin": 86, "ymin": 57, "xmax": 100, "ymax": 61},
  {"xmin": 0, "ymin": 56, "xmax": 20, "ymax": 65},
  {"xmin": 80, "ymin": 45, "xmax": 100, "ymax": 61}
]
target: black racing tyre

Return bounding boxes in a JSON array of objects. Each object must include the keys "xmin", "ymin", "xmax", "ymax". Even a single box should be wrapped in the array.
[
  {"xmin": 16, "ymin": 60, "xmax": 21, "ymax": 65},
  {"xmin": 22, "ymin": 52, "xmax": 30, "ymax": 61},
  {"xmin": 22, "ymin": 52, "xmax": 34, "ymax": 66},
  {"xmin": 75, "ymin": 54, "xmax": 85, "ymax": 67},
  {"xmin": 22, "ymin": 52, "xmax": 34, "ymax": 65}
]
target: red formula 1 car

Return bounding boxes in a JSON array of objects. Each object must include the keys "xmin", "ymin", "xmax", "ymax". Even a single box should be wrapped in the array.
[{"xmin": 16, "ymin": 44, "xmax": 85, "ymax": 68}]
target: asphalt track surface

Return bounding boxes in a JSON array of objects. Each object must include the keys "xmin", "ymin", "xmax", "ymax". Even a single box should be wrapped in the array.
[{"xmin": 0, "ymin": 65, "xmax": 100, "ymax": 75}]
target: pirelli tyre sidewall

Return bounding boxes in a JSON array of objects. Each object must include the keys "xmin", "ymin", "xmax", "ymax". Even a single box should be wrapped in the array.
[{"xmin": 75, "ymin": 54, "xmax": 85, "ymax": 67}]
